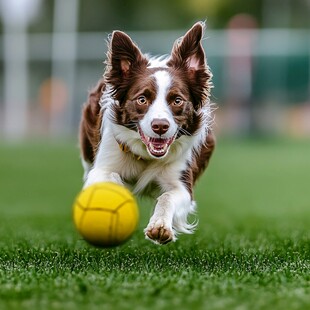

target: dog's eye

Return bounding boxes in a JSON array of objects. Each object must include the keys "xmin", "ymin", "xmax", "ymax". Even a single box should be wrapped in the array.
[
  {"xmin": 174, "ymin": 97, "xmax": 183, "ymax": 106},
  {"xmin": 137, "ymin": 96, "xmax": 147, "ymax": 105}
]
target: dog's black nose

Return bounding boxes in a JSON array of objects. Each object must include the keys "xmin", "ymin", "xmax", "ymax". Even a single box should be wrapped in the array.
[{"xmin": 151, "ymin": 118, "xmax": 170, "ymax": 135}]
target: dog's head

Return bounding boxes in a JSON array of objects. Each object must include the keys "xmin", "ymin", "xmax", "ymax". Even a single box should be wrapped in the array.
[{"xmin": 105, "ymin": 22, "xmax": 212, "ymax": 159}]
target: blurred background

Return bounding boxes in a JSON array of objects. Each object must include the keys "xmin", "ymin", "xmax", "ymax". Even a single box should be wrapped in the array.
[{"xmin": 0, "ymin": 0, "xmax": 310, "ymax": 140}]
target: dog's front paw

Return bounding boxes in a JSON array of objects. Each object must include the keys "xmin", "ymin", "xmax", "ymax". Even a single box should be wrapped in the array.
[{"xmin": 144, "ymin": 220, "xmax": 175, "ymax": 245}]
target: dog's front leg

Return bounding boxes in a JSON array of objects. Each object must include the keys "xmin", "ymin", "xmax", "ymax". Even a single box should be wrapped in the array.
[
  {"xmin": 83, "ymin": 168, "xmax": 123, "ymax": 189},
  {"xmin": 144, "ymin": 186, "xmax": 192, "ymax": 245}
]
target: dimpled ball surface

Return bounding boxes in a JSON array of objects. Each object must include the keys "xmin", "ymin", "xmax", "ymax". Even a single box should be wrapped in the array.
[{"xmin": 73, "ymin": 182, "xmax": 139, "ymax": 247}]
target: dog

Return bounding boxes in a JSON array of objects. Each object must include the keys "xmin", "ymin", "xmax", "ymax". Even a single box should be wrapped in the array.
[{"xmin": 79, "ymin": 22, "xmax": 215, "ymax": 245}]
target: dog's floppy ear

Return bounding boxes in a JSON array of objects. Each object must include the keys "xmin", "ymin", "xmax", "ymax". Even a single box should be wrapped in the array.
[
  {"xmin": 106, "ymin": 31, "xmax": 148, "ymax": 101},
  {"xmin": 168, "ymin": 22, "xmax": 212, "ymax": 107}
]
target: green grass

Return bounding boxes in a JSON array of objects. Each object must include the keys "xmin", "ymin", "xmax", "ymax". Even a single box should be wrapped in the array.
[{"xmin": 0, "ymin": 139, "xmax": 309, "ymax": 310}]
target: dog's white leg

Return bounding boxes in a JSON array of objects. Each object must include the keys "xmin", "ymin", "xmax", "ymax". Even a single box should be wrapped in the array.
[
  {"xmin": 144, "ymin": 185, "xmax": 194, "ymax": 244},
  {"xmin": 82, "ymin": 129, "xmax": 126, "ymax": 188},
  {"xmin": 83, "ymin": 168, "xmax": 123, "ymax": 189}
]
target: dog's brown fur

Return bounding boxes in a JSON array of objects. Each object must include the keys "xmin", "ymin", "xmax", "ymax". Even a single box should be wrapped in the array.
[
  {"xmin": 181, "ymin": 132, "xmax": 215, "ymax": 197},
  {"xmin": 79, "ymin": 79, "xmax": 105, "ymax": 164}
]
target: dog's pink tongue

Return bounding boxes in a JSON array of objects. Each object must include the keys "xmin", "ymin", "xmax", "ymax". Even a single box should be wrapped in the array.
[{"xmin": 150, "ymin": 137, "xmax": 167, "ymax": 147}]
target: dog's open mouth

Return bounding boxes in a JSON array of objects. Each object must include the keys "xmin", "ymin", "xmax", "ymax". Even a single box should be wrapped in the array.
[{"xmin": 139, "ymin": 128, "xmax": 175, "ymax": 158}]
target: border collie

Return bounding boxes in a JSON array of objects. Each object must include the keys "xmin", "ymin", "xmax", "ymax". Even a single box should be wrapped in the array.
[{"xmin": 79, "ymin": 22, "xmax": 215, "ymax": 245}]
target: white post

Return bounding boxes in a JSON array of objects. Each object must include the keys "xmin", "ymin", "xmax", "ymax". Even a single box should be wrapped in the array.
[
  {"xmin": 0, "ymin": 0, "xmax": 42, "ymax": 140},
  {"xmin": 2, "ymin": 22, "xmax": 28, "ymax": 140},
  {"xmin": 50, "ymin": 0, "xmax": 79, "ymax": 137}
]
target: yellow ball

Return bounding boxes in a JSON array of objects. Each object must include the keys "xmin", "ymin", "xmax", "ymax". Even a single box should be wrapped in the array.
[{"xmin": 72, "ymin": 182, "xmax": 139, "ymax": 247}]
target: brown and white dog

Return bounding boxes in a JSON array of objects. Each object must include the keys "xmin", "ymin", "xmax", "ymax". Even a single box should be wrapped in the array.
[{"xmin": 79, "ymin": 22, "xmax": 215, "ymax": 245}]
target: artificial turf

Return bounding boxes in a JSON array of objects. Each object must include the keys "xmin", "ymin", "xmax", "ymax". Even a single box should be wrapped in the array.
[{"xmin": 0, "ymin": 139, "xmax": 309, "ymax": 310}]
